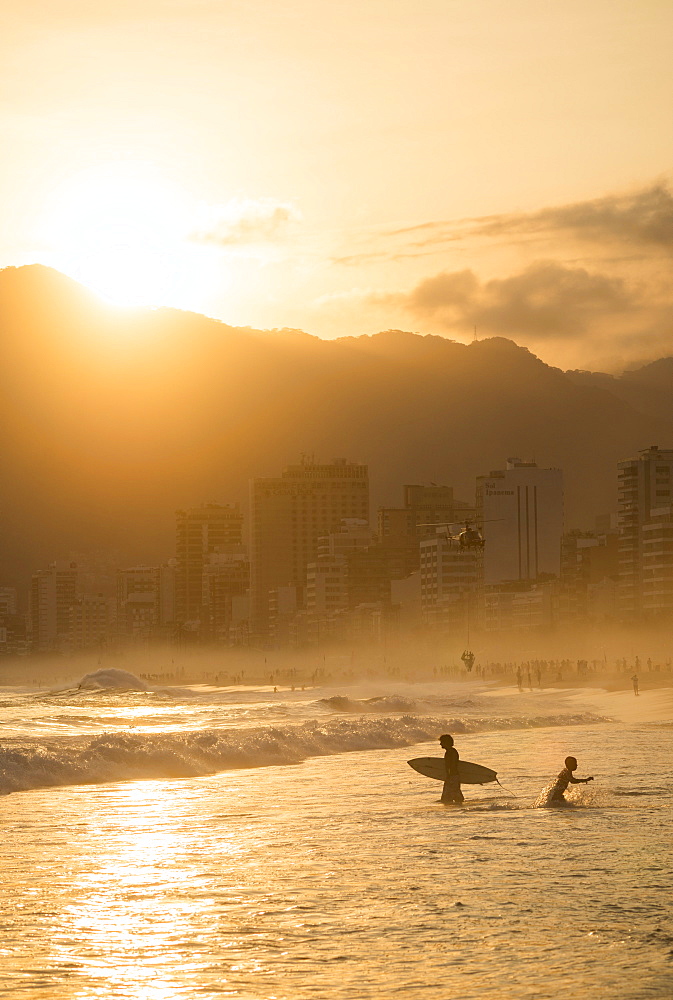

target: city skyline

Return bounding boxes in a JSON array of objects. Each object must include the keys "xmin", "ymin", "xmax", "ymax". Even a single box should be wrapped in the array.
[{"xmin": 6, "ymin": 446, "xmax": 671, "ymax": 656}]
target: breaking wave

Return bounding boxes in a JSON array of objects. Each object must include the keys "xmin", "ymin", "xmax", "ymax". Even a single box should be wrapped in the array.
[
  {"xmin": 77, "ymin": 668, "xmax": 149, "ymax": 691},
  {"xmin": 319, "ymin": 695, "xmax": 417, "ymax": 713},
  {"xmin": 0, "ymin": 710, "xmax": 609, "ymax": 796}
]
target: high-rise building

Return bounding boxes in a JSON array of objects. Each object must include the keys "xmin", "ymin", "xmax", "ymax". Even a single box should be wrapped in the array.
[
  {"xmin": 378, "ymin": 484, "xmax": 472, "ymax": 578},
  {"xmin": 476, "ymin": 458, "xmax": 563, "ymax": 585},
  {"xmin": 158, "ymin": 562, "xmax": 177, "ymax": 631},
  {"xmin": 641, "ymin": 508, "xmax": 673, "ymax": 617},
  {"xmin": 70, "ymin": 594, "xmax": 114, "ymax": 650},
  {"xmin": 0, "ymin": 587, "xmax": 17, "ymax": 617},
  {"xmin": 30, "ymin": 562, "xmax": 78, "ymax": 652},
  {"xmin": 0, "ymin": 586, "xmax": 26, "ymax": 656},
  {"xmin": 419, "ymin": 531, "xmax": 479, "ymax": 629},
  {"xmin": 202, "ymin": 550, "xmax": 249, "ymax": 640},
  {"xmin": 560, "ymin": 519, "xmax": 619, "ymax": 624},
  {"xmin": 303, "ymin": 520, "xmax": 392, "ymax": 643},
  {"xmin": 306, "ymin": 521, "xmax": 373, "ymax": 616},
  {"xmin": 117, "ymin": 563, "xmax": 177, "ymax": 639},
  {"xmin": 176, "ymin": 504, "xmax": 244, "ymax": 628},
  {"xmin": 317, "ymin": 519, "xmax": 374, "ymax": 560},
  {"xmin": 306, "ymin": 559, "xmax": 348, "ymax": 617},
  {"xmin": 117, "ymin": 566, "xmax": 161, "ymax": 637},
  {"xmin": 618, "ymin": 446, "xmax": 673, "ymax": 618},
  {"xmin": 250, "ymin": 457, "xmax": 369, "ymax": 637}
]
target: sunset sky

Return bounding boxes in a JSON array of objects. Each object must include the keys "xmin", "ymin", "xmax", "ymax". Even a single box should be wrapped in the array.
[{"xmin": 3, "ymin": 0, "xmax": 673, "ymax": 369}]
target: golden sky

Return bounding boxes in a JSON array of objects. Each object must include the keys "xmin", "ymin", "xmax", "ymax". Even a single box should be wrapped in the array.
[{"xmin": 3, "ymin": 0, "xmax": 673, "ymax": 369}]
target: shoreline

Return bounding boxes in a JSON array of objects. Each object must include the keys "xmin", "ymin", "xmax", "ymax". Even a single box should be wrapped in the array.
[{"xmin": 481, "ymin": 677, "xmax": 673, "ymax": 725}]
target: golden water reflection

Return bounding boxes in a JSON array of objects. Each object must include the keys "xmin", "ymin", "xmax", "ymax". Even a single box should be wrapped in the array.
[{"xmin": 47, "ymin": 779, "xmax": 251, "ymax": 999}]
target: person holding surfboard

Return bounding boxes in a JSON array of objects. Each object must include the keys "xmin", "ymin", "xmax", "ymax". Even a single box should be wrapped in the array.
[
  {"xmin": 439, "ymin": 734, "xmax": 464, "ymax": 804},
  {"xmin": 549, "ymin": 756, "xmax": 593, "ymax": 805}
]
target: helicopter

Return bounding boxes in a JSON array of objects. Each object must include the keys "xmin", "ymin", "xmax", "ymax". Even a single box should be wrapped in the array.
[
  {"xmin": 418, "ymin": 520, "xmax": 486, "ymax": 549},
  {"xmin": 456, "ymin": 522, "xmax": 485, "ymax": 549}
]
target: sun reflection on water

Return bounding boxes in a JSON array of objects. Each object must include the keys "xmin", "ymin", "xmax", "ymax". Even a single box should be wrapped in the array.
[{"xmin": 45, "ymin": 780, "xmax": 249, "ymax": 998}]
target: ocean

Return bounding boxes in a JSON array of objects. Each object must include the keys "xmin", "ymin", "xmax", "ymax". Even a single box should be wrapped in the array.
[{"xmin": 1, "ymin": 669, "xmax": 671, "ymax": 999}]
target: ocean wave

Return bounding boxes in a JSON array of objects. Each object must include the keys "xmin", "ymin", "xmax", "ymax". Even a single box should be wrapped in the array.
[
  {"xmin": 318, "ymin": 695, "xmax": 418, "ymax": 713},
  {"xmin": 0, "ymin": 711, "xmax": 610, "ymax": 796},
  {"xmin": 76, "ymin": 668, "xmax": 149, "ymax": 692},
  {"xmin": 315, "ymin": 692, "xmax": 545, "ymax": 716}
]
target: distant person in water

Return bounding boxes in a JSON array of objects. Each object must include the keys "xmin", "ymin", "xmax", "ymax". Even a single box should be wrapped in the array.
[
  {"xmin": 549, "ymin": 756, "xmax": 593, "ymax": 805},
  {"xmin": 631, "ymin": 673, "xmax": 639, "ymax": 696},
  {"xmin": 439, "ymin": 734, "xmax": 464, "ymax": 804}
]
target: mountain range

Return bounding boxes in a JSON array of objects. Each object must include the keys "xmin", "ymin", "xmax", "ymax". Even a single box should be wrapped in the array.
[{"xmin": 2, "ymin": 264, "xmax": 673, "ymax": 591}]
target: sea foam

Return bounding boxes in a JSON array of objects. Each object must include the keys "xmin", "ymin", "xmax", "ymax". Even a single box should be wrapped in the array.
[{"xmin": 0, "ymin": 710, "xmax": 609, "ymax": 795}]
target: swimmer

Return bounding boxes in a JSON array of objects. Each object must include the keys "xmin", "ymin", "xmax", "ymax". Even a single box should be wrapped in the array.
[{"xmin": 548, "ymin": 756, "xmax": 593, "ymax": 805}]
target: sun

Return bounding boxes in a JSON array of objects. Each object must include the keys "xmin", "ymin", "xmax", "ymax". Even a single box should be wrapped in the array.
[{"xmin": 39, "ymin": 162, "xmax": 213, "ymax": 308}]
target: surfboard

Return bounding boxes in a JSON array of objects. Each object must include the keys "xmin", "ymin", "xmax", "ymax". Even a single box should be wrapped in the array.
[{"xmin": 407, "ymin": 757, "xmax": 497, "ymax": 785}]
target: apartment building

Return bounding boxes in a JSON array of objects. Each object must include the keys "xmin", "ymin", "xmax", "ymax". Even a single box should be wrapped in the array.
[
  {"xmin": 618, "ymin": 446, "xmax": 673, "ymax": 618},
  {"xmin": 250, "ymin": 458, "xmax": 369, "ymax": 638}
]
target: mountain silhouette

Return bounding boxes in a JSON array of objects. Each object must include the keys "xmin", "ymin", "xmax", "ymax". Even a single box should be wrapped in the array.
[
  {"xmin": 2, "ymin": 264, "xmax": 672, "ymax": 592},
  {"xmin": 566, "ymin": 359, "xmax": 673, "ymax": 421}
]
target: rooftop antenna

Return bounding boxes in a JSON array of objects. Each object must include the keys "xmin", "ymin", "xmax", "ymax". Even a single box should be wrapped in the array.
[{"xmin": 473, "ymin": 325, "xmax": 478, "ymax": 343}]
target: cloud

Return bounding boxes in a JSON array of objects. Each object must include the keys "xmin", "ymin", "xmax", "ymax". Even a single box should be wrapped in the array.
[
  {"xmin": 332, "ymin": 246, "xmax": 450, "ymax": 266},
  {"xmin": 348, "ymin": 181, "xmax": 673, "ymax": 267},
  {"xmin": 331, "ymin": 250, "xmax": 390, "ymax": 266},
  {"xmin": 322, "ymin": 180, "xmax": 673, "ymax": 367},
  {"xmin": 388, "ymin": 261, "xmax": 638, "ymax": 340},
  {"xmin": 191, "ymin": 197, "xmax": 301, "ymax": 247},
  {"xmin": 473, "ymin": 183, "xmax": 673, "ymax": 250}
]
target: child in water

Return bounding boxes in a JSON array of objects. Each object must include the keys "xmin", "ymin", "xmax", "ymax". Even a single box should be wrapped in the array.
[
  {"xmin": 439, "ymin": 734, "xmax": 464, "ymax": 804},
  {"xmin": 547, "ymin": 756, "xmax": 594, "ymax": 805}
]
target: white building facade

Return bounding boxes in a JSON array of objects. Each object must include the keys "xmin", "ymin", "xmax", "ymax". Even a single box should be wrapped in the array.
[{"xmin": 477, "ymin": 459, "xmax": 563, "ymax": 586}]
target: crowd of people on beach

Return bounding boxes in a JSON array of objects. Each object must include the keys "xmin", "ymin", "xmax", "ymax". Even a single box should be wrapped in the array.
[
  {"xmin": 434, "ymin": 654, "xmax": 669, "ymax": 692},
  {"xmin": 4, "ymin": 646, "xmax": 671, "ymax": 692}
]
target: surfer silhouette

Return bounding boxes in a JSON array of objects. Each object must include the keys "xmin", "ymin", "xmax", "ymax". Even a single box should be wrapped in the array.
[
  {"xmin": 549, "ymin": 756, "xmax": 593, "ymax": 805},
  {"xmin": 439, "ymin": 734, "xmax": 464, "ymax": 804}
]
